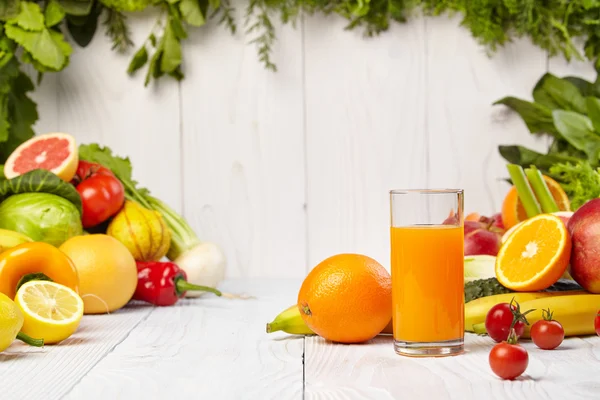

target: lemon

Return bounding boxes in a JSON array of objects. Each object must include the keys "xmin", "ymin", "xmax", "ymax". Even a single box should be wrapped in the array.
[
  {"xmin": 0, "ymin": 292, "xmax": 24, "ymax": 352},
  {"xmin": 15, "ymin": 281, "xmax": 84, "ymax": 344}
]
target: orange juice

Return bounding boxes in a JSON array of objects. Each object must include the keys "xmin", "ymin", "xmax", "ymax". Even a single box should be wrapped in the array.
[{"xmin": 391, "ymin": 225, "xmax": 464, "ymax": 343}]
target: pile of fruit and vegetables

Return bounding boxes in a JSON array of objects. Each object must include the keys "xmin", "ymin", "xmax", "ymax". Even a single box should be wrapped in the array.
[
  {"xmin": 0, "ymin": 132, "xmax": 228, "ymax": 352},
  {"xmin": 267, "ymin": 121, "xmax": 600, "ymax": 379}
]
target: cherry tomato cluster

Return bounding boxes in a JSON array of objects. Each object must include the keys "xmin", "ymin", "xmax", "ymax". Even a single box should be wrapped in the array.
[{"xmin": 485, "ymin": 299, "xmax": 567, "ymax": 381}]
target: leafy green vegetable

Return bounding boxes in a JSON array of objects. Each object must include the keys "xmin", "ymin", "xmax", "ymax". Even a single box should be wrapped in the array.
[
  {"xmin": 586, "ymin": 96, "xmax": 600, "ymax": 133},
  {"xmin": 533, "ymin": 73, "xmax": 587, "ymax": 114},
  {"xmin": 8, "ymin": 2, "xmax": 44, "ymax": 31},
  {"xmin": 497, "ymin": 70, "xmax": 600, "ymax": 210},
  {"xmin": 493, "ymin": 97, "xmax": 557, "ymax": 136},
  {"xmin": 57, "ymin": 0, "xmax": 93, "ymax": 16},
  {"xmin": 552, "ymin": 110, "xmax": 600, "ymax": 164},
  {"xmin": 498, "ymin": 146, "xmax": 579, "ymax": 174},
  {"xmin": 45, "ymin": 1, "xmax": 66, "ymax": 28},
  {"xmin": 0, "ymin": 169, "xmax": 83, "ymax": 213},
  {"xmin": 66, "ymin": 1, "xmax": 102, "ymax": 48},
  {"xmin": 550, "ymin": 162, "xmax": 600, "ymax": 210},
  {"xmin": 0, "ymin": 1, "xmax": 21, "ymax": 20},
  {"xmin": 102, "ymin": 8, "xmax": 133, "ymax": 53},
  {"xmin": 0, "ymin": 192, "xmax": 82, "ymax": 247}
]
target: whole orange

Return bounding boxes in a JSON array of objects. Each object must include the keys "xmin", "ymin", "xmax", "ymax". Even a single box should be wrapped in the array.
[{"xmin": 298, "ymin": 253, "xmax": 392, "ymax": 343}]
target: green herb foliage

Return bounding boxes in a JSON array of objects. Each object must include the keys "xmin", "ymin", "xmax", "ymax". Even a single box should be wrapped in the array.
[
  {"xmin": 497, "ymin": 69, "xmax": 600, "ymax": 210},
  {"xmin": 3, "ymin": 1, "xmax": 600, "ymax": 162}
]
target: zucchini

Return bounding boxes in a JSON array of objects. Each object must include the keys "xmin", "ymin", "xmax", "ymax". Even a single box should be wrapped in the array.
[{"xmin": 464, "ymin": 277, "xmax": 583, "ymax": 303}]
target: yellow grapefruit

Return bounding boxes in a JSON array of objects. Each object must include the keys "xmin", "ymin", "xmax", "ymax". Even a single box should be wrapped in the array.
[
  {"xmin": 59, "ymin": 234, "xmax": 137, "ymax": 314},
  {"xmin": 4, "ymin": 133, "xmax": 78, "ymax": 182}
]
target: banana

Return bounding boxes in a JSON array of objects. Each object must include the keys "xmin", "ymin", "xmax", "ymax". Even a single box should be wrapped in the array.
[
  {"xmin": 267, "ymin": 305, "xmax": 315, "ymax": 335},
  {"xmin": 0, "ymin": 229, "xmax": 32, "ymax": 253},
  {"xmin": 465, "ymin": 290, "xmax": 586, "ymax": 332},
  {"xmin": 520, "ymin": 294, "xmax": 600, "ymax": 338},
  {"xmin": 267, "ymin": 304, "xmax": 394, "ymax": 336}
]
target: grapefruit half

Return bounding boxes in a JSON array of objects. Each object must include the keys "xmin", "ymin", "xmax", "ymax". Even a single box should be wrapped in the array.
[{"xmin": 4, "ymin": 133, "xmax": 78, "ymax": 182}]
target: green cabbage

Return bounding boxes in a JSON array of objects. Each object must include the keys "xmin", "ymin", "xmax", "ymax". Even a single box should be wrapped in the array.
[{"xmin": 0, "ymin": 193, "xmax": 82, "ymax": 247}]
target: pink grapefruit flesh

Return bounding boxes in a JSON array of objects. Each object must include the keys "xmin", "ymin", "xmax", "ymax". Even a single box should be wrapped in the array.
[{"xmin": 4, "ymin": 133, "xmax": 78, "ymax": 182}]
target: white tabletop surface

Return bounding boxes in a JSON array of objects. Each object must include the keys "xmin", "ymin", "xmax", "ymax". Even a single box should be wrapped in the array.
[{"xmin": 2, "ymin": 279, "xmax": 600, "ymax": 400}]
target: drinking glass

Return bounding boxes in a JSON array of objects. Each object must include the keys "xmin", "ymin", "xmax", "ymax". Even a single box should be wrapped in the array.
[{"xmin": 390, "ymin": 189, "xmax": 464, "ymax": 357}]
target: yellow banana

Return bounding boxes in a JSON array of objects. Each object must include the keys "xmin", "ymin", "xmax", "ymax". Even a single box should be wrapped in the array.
[
  {"xmin": 0, "ymin": 229, "xmax": 32, "ymax": 253},
  {"xmin": 267, "ymin": 304, "xmax": 394, "ymax": 336},
  {"xmin": 267, "ymin": 305, "xmax": 315, "ymax": 335},
  {"xmin": 465, "ymin": 290, "xmax": 585, "ymax": 332},
  {"xmin": 520, "ymin": 294, "xmax": 600, "ymax": 338}
]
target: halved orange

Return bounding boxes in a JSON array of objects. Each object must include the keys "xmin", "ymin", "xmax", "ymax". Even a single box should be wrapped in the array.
[
  {"xmin": 495, "ymin": 214, "xmax": 571, "ymax": 292},
  {"xmin": 501, "ymin": 175, "xmax": 570, "ymax": 230}
]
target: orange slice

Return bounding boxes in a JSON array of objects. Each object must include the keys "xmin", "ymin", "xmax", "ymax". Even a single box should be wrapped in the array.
[
  {"xmin": 495, "ymin": 214, "xmax": 571, "ymax": 292},
  {"xmin": 4, "ymin": 133, "xmax": 78, "ymax": 182},
  {"xmin": 501, "ymin": 175, "xmax": 570, "ymax": 230}
]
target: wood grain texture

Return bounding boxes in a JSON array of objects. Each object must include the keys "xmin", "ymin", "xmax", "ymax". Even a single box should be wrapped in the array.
[
  {"xmin": 305, "ymin": 333, "xmax": 600, "ymax": 399},
  {"xmin": 425, "ymin": 15, "xmax": 549, "ymax": 216},
  {"xmin": 63, "ymin": 279, "xmax": 304, "ymax": 400},
  {"xmin": 57, "ymin": 12, "xmax": 182, "ymax": 213},
  {"xmin": 0, "ymin": 306, "xmax": 153, "ymax": 400},
  {"xmin": 547, "ymin": 55, "xmax": 597, "ymax": 82},
  {"xmin": 26, "ymin": 70, "xmax": 59, "ymax": 134},
  {"xmin": 179, "ymin": 14, "xmax": 306, "ymax": 278},
  {"xmin": 304, "ymin": 16, "xmax": 428, "ymax": 272}
]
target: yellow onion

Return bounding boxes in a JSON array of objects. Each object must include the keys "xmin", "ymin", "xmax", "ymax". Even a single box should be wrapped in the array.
[{"xmin": 107, "ymin": 200, "xmax": 171, "ymax": 261}]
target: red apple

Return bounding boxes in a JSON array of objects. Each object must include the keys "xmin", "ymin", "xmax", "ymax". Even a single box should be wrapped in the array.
[
  {"xmin": 464, "ymin": 219, "xmax": 504, "ymax": 256},
  {"xmin": 567, "ymin": 199, "xmax": 600, "ymax": 293}
]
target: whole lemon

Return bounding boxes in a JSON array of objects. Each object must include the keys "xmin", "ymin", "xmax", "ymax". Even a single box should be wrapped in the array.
[
  {"xmin": 0, "ymin": 292, "xmax": 24, "ymax": 352},
  {"xmin": 59, "ymin": 234, "xmax": 137, "ymax": 314}
]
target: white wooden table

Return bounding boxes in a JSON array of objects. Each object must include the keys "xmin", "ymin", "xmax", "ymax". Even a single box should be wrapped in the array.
[{"xmin": 2, "ymin": 279, "xmax": 600, "ymax": 400}]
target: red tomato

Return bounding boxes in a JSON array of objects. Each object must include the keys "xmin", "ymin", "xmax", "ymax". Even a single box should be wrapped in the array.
[
  {"xmin": 595, "ymin": 311, "xmax": 600, "ymax": 337},
  {"xmin": 72, "ymin": 161, "xmax": 125, "ymax": 228},
  {"xmin": 489, "ymin": 342, "xmax": 528, "ymax": 380},
  {"xmin": 485, "ymin": 302, "xmax": 525, "ymax": 343},
  {"xmin": 530, "ymin": 310, "xmax": 564, "ymax": 350}
]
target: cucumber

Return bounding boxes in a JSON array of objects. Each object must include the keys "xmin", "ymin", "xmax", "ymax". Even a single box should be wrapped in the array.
[{"xmin": 464, "ymin": 277, "xmax": 583, "ymax": 303}]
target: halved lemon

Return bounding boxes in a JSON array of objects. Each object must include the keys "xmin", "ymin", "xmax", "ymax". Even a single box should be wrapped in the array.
[
  {"xmin": 495, "ymin": 214, "xmax": 571, "ymax": 292},
  {"xmin": 15, "ymin": 281, "xmax": 84, "ymax": 344}
]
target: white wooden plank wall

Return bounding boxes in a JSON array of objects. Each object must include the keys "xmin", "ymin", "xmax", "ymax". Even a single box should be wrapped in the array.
[{"xmin": 33, "ymin": 12, "xmax": 589, "ymax": 278}]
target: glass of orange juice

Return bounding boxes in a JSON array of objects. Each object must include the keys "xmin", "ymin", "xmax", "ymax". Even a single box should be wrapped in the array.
[{"xmin": 390, "ymin": 189, "xmax": 464, "ymax": 357}]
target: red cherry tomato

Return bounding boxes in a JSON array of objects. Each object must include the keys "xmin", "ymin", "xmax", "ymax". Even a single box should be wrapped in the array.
[
  {"xmin": 485, "ymin": 302, "xmax": 525, "ymax": 342},
  {"xmin": 72, "ymin": 161, "xmax": 125, "ymax": 228},
  {"xmin": 595, "ymin": 311, "xmax": 600, "ymax": 337},
  {"xmin": 489, "ymin": 342, "xmax": 529, "ymax": 380},
  {"xmin": 530, "ymin": 309, "xmax": 564, "ymax": 350}
]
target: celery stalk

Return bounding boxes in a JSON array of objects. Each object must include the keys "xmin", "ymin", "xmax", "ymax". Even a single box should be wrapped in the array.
[
  {"xmin": 507, "ymin": 164, "xmax": 542, "ymax": 218},
  {"xmin": 525, "ymin": 166, "xmax": 559, "ymax": 213}
]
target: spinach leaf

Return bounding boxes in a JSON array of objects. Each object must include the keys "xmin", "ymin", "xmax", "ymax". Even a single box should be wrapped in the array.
[
  {"xmin": 498, "ymin": 145, "xmax": 579, "ymax": 173},
  {"xmin": 533, "ymin": 73, "xmax": 587, "ymax": 114},
  {"xmin": 586, "ymin": 96, "xmax": 600, "ymax": 134},
  {"xmin": 494, "ymin": 96, "xmax": 558, "ymax": 136},
  {"xmin": 548, "ymin": 138, "xmax": 587, "ymax": 159},
  {"xmin": 0, "ymin": 169, "xmax": 82, "ymax": 213},
  {"xmin": 66, "ymin": 2, "xmax": 101, "ymax": 48},
  {"xmin": 553, "ymin": 110, "xmax": 600, "ymax": 165},
  {"xmin": 564, "ymin": 76, "xmax": 599, "ymax": 97}
]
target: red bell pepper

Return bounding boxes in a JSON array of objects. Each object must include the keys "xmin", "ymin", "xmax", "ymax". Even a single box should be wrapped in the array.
[{"xmin": 134, "ymin": 261, "xmax": 222, "ymax": 306}]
